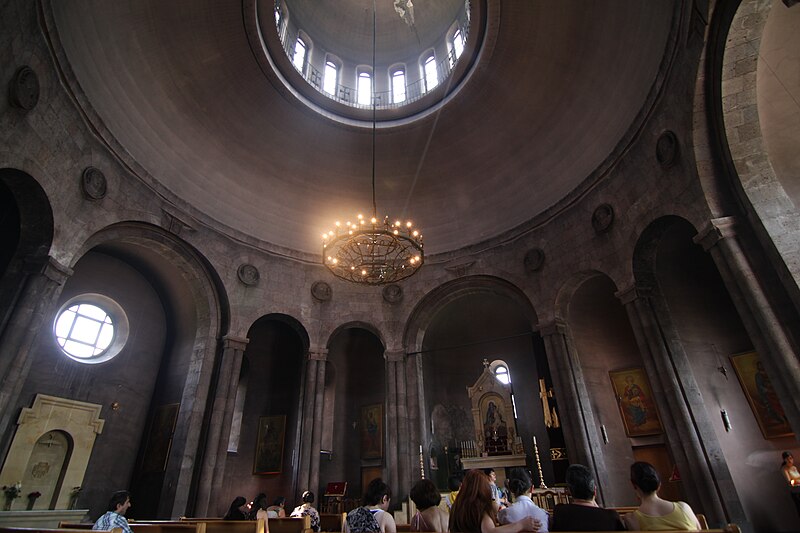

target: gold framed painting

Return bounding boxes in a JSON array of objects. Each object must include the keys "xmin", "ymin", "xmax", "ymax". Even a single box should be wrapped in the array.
[
  {"xmin": 730, "ymin": 351, "xmax": 793, "ymax": 439},
  {"xmin": 360, "ymin": 404, "xmax": 383, "ymax": 460},
  {"xmin": 609, "ymin": 367, "xmax": 663, "ymax": 437},
  {"xmin": 254, "ymin": 415, "xmax": 286, "ymax": 474}
]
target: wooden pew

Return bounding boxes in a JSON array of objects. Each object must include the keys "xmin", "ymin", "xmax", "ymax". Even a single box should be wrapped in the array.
[
  {"xmin": 317, "ymin": 514, "xmax": 342, "ymax": 533},
  {"xmin": 268, "ymin": 517, "xmax": 310, "ymax": 533},
  {"xmin": 407, "ymin": 528, "xmax": 738, "ymax": 533},
  {"xmin": 56, "ymin": 525, "xmax": 94, "ymax": 530},
  {"xmin": 129, "ymin": 522, "xmax": 203, "ymax": 533},
  {"xmin": 202, "ymin": 520, "xmax": 265, "ymax": 533},
  {"xmin": 0, "ymin": 528, "xmax": 120, "ymax": 533}
]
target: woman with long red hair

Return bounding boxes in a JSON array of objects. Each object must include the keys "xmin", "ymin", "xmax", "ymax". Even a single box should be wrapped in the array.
[{"xmin": 449, "ymin": 470, "xmax": 541, "ymax": 533}]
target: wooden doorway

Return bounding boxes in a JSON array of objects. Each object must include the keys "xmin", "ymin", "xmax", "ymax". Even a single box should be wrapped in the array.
[{"xmin": 632, "ymin": 444, "xmax": 682, "ymax": 502}]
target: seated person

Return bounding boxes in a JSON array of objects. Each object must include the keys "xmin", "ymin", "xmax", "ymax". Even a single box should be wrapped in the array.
[
  {"xmin": 268, "ymin": 496, "xmax": 287, "ymax": 518},
  {"xmin": 498, "ymin": 470, "xmax": 548, "ymax": 533},
  {"xmin": 224, "ymin": 496, "xmax": 249, "ymax": 520},
  {"xmin": 446, "ymin": 475, "xmax": 463, "ymax": 511},
  {"xmin": 410, "ymin": 479, "xmax": 449, "ymax": 532},
  {"xmin": 249, "ymin": 493, "xmax": 269, "ymax": 520},
  {"xmin": 550, "ymin": 464, "xmax": 624, "ymax": 531},
  {"xmin": 344, "ymin": 478, "xmax": 396, "ymax": 533},
  {"xmin": 623, "ymin": 461, "xmax": 701, "ymax": 531},
  {"xmin": 93, "ymin": 490, "xmax": 133, "ymax": 533},
  {"xmin": 291, "ymin": 491, "xmax": 321, "ymax": 532},
  {"xmin": 449, "ymin": 469, "xmax": 539, "ymax": 533}
]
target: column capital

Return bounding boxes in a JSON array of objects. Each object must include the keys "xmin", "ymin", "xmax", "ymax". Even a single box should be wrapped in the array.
[
  {"xmin": 615, "ymin": 283, "xmax": 653, "ymax": 305},
  {"xmin": 308, "ymin": 349, "xmax": 328, "ymax": 361},
  {"xmin": 384, "ymin": 349, "xmax": 406, "ymax": 362},
  {"xmin": 538, "ymin": 319, "xmax": 567, "ymax": 337},
  {"xmin": 694, "ymin": 217, "xmax": 739, "ymax": 251},
  {"xmin": 222, "ymin": 335, "xmax": 249, "ymax": 351},
  {"xmin": 24, "ymin": 255, "xmax": 72, "ymax": 284}
]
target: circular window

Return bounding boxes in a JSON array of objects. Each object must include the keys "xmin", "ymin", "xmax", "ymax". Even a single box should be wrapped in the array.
[{"xmin": 53, "ymin": 294, "xmax": 129, "ymax": 364}]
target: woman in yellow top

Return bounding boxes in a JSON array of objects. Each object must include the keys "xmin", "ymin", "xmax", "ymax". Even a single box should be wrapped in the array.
[{"xmin": 623, "ymin": 462, "xmax": 701, "ymax": 531}]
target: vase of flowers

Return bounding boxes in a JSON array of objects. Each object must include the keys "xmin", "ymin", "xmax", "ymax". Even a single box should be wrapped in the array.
[
  {"xmin": 2, "ymin": 482, "xmax": 22, "ymax": 511},
  {"xmin": 26, "ymin": 491, "xmax": 41, "ymax": 510}
]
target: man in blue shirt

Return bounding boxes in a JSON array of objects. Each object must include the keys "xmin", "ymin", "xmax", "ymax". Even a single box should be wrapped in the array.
[{"xmin": 93, "ymin": 490, "xmax": 133, "ymax": 533}]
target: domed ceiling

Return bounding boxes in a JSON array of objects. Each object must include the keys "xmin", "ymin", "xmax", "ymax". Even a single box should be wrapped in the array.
[{"xmin": 49, "ymin": 1, "xmax": 674, "ymax": 258}]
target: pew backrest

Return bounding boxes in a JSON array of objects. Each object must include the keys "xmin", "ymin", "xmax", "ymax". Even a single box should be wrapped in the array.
[
  {"xmin": 0, "ymin": 528, "xmax": 119, "ymax": 533},
  {"xmin": 268, "ymin": 516, "xmax": 310, "ymax": 533},
  {"xmin": 201, "ymin": 520, "xmax": 265, "ymax": 533},
  {"xmin": 317, "ymin": 514, "xmax": 342, "ymax": 533},
  {"xmin": 129, "ymin": 523, "xmax": 204, "ymax": 533},
  {"xmin": 56, "ymin": 525, "xmax": 94, "ymax": 530}
]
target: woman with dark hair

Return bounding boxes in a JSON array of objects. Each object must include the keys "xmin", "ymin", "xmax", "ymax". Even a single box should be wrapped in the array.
[
  {"xmin": 248, "ymin": 493, "xmax": 269, "ymax": 520},
  {"xmin": 409, "ymin": 479, "xmax": 448, "ymax": 532},
  {"xmin": 224, "ymin": 496, "xmax": 249, "ymax": 520},
  {"xmin": 291, "ymin": 491, "xmax": 321, "ymax": 532},
  {"xmin": 624, "ymin": 462, "xmax": 700, "ymax": 531},
  {"xmin": 449, "ymin": 470, "xmax": 539, "ymax": 533},
  {"xmin": 344, "ymin": 478, "xmax": 396, "ymax": 533},
  {"xmin": 267, "ymin": 496, "xmax": 287, "ymax": 518},
  {"xmin": 498, "ymin": 470, "xmax": 548, "ymax": 533}
]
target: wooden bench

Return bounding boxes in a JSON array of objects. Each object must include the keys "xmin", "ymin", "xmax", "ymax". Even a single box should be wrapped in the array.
[
  {"xmin": 268, "ymin": 517, "xmax": 310, "ymax": 533},
  {"xmin": 0, "ymin": 528, "xmax": 120, "ymax": 533},
  {"xmin": 317, "ymin": 514, "xmax": 343, "ymax": 533},
  {"xmin": 408, "ymin": 528, "xmax": 739, "ymax": 533},
  {"xmin": 56, "ymin": 525, "xmax": 94, "ymax": 530},
  {"xmin": 133, "ymin": 520, "xmax": 264, "ymax": 533},
  {"xmin": 130, "ymin": 523, "xmax": 202, "ymax": 533}
]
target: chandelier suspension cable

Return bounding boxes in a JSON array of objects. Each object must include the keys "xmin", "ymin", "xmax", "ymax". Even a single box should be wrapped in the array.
[
  {"xmin": 371, "ymin": 0, "xmax": 377, "ymax": 219},
  {"xmin": 321, "ymin": 0, "xmax": 424, "ymax": 285}
]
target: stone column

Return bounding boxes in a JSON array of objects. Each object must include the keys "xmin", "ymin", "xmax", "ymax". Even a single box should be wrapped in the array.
[
  {"xmin": 616, "ymin": 285, "xmax": 739, "ymax": 527},
  {"xmin": 0, "ymin": 255, "xmax": 72, "ymax": 451},
  {"xmin": 196, "ymin": 335, "xmax": 248, "ymax": 516},
  {"xmin": 395, "ymin": 351, "xmax": 410, "ymax": 496},
  {"xmin": 695, "ymin": 217, "xmax": 800, "ymax": 434},
  {"xmin": 385, "ymin": 350, "xmax": 401, "ymax": 499},
  {"xmin": 309, "ymin": 351, "xmax": 328, "ymax": 494},
  {"xmin": 539, "ymin": 320, "xmax": 610, "ymax": 504},
  {"xmin": 297, "ymin": 349, "xmax": 327, "ymax": 494}
]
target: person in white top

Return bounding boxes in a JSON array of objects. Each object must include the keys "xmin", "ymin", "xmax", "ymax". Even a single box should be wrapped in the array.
[{"xmin": 498, "ymin": 470, "xmax": 548, "ymax": 533}]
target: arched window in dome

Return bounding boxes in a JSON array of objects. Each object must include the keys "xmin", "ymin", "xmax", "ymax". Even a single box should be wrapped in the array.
[
  {"xmin": 323, "ymin": 59, "xmax": 339, "ymax": 95},
  {"xmin": 357, "ymin": 70, "xmax": 372, "ymax": 106},
  {"xmin": 391, "ymin": 67, "xmax": 406, "ymax": 104},
  {"xmin": 292, "ymin": 36, "xmax": 308, "ymax": 73},
  {"xmin": 453, "ymin": 29, "xmax": 465, "ymax": 61},
  {"xmin": 422, "ymin": 54, "xmax": 438, "ymax": 92}
]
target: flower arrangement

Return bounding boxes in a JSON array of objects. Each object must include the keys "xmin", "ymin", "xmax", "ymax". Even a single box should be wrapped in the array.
[{"xmin": 2, "ymin": 483, "xmax": 22, "ymax": 500}]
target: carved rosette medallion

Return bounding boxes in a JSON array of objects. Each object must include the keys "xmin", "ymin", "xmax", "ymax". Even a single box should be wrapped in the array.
[
  {"xmin": 382, "ymin": 284, "xmax": 403, "ymax": 304},
  {"xmin": 523, "ymin": 248, "xmax": 545, "ymax": 273},
  {"xmin": 591, "ymin": 203, "xmax": 615, "ymax": 234},
  {"xmin": 81, "ymin": 167, "xmax": 108, "ymax": 200},
  {"xmin": 311, "ymin": 281, "xmax": 332, "ymax": 302},
  {"xmin": 656, "ymin": 130, "xmax": 679, "ymax": 168},
  {"xmin": 10, "ymin": 66, "xmax": 39, "ymax": 110},
  {"xmin": 237, "ymin": 264, "xmax": 260, "ymax": 286}
]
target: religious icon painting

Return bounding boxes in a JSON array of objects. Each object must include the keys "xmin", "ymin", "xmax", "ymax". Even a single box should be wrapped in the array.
[
  {"xmin": 360, "ymin": 404, "xmax": 383, "ymax": 460},
  {"xmin": 609, "ymin": 367, "xmax": 663, "ymax": 437},
  {"xmin": 253, "ymin": 415, "xmax": 286, "ymax": 474},
  {"xmin": 730, "ymin": 351, "xmax": 794, "ymax": 439}
]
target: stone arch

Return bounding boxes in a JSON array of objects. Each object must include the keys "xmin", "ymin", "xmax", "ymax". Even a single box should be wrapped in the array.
[
  {"xmin": 697, "ymin": 0, "xmax": 800, "ymax": 312},
  {"xmin": 403, "ymin": 275, "xmax": 538, "ymax": 355},
  {"xmin": 553, "ymin": 269, "xmax": 611, "ymax": 322},
  {"xmin": 326, "ymin": 321, "xmax": 386, "ymax": 352},
  {"xmin": 0, "ymin": 168, "xmax": 54, "ymax": 335},
  {"xmin": 632, "ymin": 215, "xmax": 699, "ymax": 287},
  {"xmin": 257, "ymin": 312, "xmax": 310, "ymax": 355},
  {"xmin": 68, "ymin": 221, "xmax": 228, "ymax": 517}
]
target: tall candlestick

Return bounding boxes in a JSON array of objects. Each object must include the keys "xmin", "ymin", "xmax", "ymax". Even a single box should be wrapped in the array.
[
  {"xmin": 532, "ymin": 436, "xmax": 547, "ymax": 489},
  {"xmin": 419, "ymin": 444, "xmax": 425, "ymax": 479}
]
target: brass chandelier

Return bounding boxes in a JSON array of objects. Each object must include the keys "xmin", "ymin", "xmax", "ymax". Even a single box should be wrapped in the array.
[{"xmin": 322, "ymin": 0, "xmax": 424, "ymax": 285}]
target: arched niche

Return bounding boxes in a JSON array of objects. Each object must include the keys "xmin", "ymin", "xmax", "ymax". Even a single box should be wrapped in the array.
[
  {"xmin": 404, "ymin": 276, "xmax": 553, "ymax": 488},
  {"xmin": 557, "ymin": 271, "xmax": 649, "ymax": 506},
  {"xmin": 0, "ymin": 168, "xmax": 53, "ymax": 338},
  {"xmin": 319, "ymin": 325, "xmax": 385, "ymax": 499},
  {"xmin": 21, "ymin": 430, "xmax": 73, "ymax": 510},
  {"xmin": 0, "ymin": 394, "xmax": 103, "ymax": 510},
  {"xmin": 220, "ymin": 314, "xmax": 307, "ymax": 516},
  {"xmin": 635, "ymin": 215, "xmax": 796, "ymax": 531}
]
